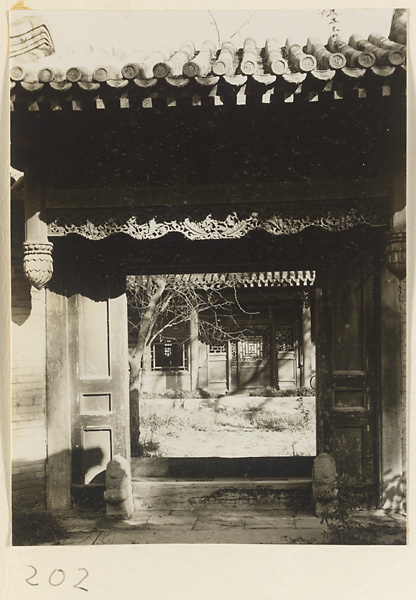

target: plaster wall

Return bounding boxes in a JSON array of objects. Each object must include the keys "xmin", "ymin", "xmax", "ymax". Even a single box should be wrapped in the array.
[{"xmin": 11, "ymin": 218, "xmax": 47, "ymax": 508}]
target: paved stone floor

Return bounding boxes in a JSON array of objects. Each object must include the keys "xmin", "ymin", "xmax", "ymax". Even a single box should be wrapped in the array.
[{"xmin": 42, "ymin": 509, "xmax": 407, "ymax": 545}]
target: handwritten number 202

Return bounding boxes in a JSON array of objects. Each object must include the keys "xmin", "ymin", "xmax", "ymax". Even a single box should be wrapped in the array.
[{"xmin": 25, "ymin": 566, "xmax": 89, "ymax": 591}]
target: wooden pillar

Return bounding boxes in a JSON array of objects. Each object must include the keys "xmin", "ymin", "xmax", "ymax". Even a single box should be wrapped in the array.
[
  {"xmin": 380, "ymin": 165, "xmax": 406, "ymax": 511},
  {"xmin": 189, "ymin": 307, "xmax": 199, "ymax": 391},
  {"xmin": 23, "ymin": 177, "xmax": 53, "ymax": 290},
  {"xmin": 302, "ymin": 294, "xmax": 313, "ymax": 388},
  {"xmin": 46, "ymin": 283, "xmax": 72, "ymax": 510},
  {"xmin": 270, "ymin": 308, "xmax": 278, "ymax": 388}
]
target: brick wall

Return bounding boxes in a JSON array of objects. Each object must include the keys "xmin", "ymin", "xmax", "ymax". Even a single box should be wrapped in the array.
[{"xmin": 11, "ymin": 197, "xmax": 47, "ymax": 508}]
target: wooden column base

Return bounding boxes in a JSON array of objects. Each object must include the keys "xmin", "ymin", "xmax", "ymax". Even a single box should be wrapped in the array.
[{"xmin": 23, "ymin": 241, "xmax": 54, "ymax": 289}]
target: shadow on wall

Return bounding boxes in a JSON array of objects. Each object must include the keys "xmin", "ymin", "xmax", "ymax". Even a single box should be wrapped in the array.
[
  {"xmin": 11, "ymin": 274, "xmax": 32, "ymax": 326},
  {"xmin": 381, "ymin": 469, "xmax": 406, "ymax": 513},
  {"xmin": 12, "ymin": 446, "xmax": 107, "ymax": 512}
]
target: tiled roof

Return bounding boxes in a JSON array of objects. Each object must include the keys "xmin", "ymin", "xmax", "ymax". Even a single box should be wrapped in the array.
[
  {"xmin": 133, "ymin": 271, "xmax": 316, "ymax": 289},
  {"xmin": 10, "ymin": 19, "xmax": 406, "ymax": 111}
]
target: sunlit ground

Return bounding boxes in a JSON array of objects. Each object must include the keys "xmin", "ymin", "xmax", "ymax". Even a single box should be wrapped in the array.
[{"xmin": 137, "ymin": 394, "xmax": 316, "ymax": 458}]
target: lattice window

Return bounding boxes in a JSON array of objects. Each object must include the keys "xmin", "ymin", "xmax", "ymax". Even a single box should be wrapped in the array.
[
  {"xmin": 209, "ymin": 343, "xmax": 227, "ymax": 354},
  {"xmin": 231, "ymin": 341, "xmax": 238, "ymax": 361},
  {"xmin": 240, "ymin": 337, "xmax": 263, "ymax": 361},
  {"xmin": 276, "ymin": 326, "xmax": 294, "ymax": 351},
  {"xmin": 151, "ymin": 341, "xmax": 188, "ymax": 371}
]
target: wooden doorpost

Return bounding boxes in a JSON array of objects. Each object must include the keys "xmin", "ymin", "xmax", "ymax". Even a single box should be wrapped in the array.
[
  {"xmin": 380, "ymin": 165, "xmax": 406, "ymax": 511},
  {"xmin": 302, "ymin": 293, "xmax": 313, "ymax": 388},
  {"xmin": 46, "ymin": 279, "xmax": 72, "ymax": 510},
  {"xmin": 270, "ymin": 309, "xmax": 278, "ymax": 388}
]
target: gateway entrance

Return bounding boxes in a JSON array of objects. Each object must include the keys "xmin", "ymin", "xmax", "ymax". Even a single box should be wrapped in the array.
[
  {"xmin": 50, "ymin": 225, "xmax": 381, "ymax": 498},
  {"xmin": 127, "ymin": 272, "xmax": 317, "ymax": 461},
  {"xmin": 11, "ymin": 13, "xmax": 406, "ymax": 513}
]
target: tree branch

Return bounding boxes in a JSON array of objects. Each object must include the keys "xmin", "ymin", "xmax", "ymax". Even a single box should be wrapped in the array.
[
  {"xmin": 208, "ymin": 10, "xmax": 221, "ymax": 47},
  {"xmin": 230, "ymin": 11, "xmax": 258, "ymax": 40}
]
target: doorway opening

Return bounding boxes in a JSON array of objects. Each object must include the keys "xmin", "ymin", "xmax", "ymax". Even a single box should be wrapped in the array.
[{"xmin": 127, "ymin": 270, "xmax": 317, "ymax": 462}]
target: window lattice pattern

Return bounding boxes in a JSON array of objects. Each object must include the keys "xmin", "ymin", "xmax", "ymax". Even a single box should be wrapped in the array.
[
  {"xmin": 240, "ymin": 337, "xmax": 263, "ymax": 361},
  {"xmin": 209, "ymin": 343, "xmax": 227, "ymax": 354},
  {"xmin": 276, "ymin": 326, "xmax": 294, "ymax": 351},
  {"xmin": 151, "ymin": 342, "xmax": 188, "ymax": 371}
]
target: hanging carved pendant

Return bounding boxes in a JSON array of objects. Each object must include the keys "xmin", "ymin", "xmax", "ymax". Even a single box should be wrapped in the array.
[
  {"xmin": 23, "ymin": 242, "xmax": 54, "ymax": 289},
  {"xmin": 385, "ymin": 231, "xmax": 406, "ymax": 279}
]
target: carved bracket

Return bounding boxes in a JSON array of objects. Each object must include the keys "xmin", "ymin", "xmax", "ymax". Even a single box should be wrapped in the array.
[
  {"xmin": 385, "ymin": 231, "xmax": 406, "ymax": 279},
  {"xmin": 23, "ymin": 242, "xmax": 54, "ymax": 289}
]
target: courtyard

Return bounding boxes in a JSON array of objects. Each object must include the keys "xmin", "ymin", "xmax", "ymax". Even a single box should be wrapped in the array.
[{"xmin": 137, "ymin": 390, "xmax": 316, "ymax": 458}]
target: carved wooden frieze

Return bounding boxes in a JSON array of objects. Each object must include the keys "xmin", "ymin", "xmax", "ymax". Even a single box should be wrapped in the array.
[
  {"xmin": 47, "ymin": 202, "xmax": 386, "ymax": 241},
  {"xmin": 23, "ymin": 242, "xmax": 54, "ymax": 289}
]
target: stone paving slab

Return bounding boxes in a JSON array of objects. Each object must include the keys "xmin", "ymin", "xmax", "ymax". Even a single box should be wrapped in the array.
[
  {"xmin": 245, "ymin": 516, "xmax": 296, "ymax": 529},
  {"xmin": 95, "ymin": 516, "xmax": 151, "ymax": 530},
  {"xmin": 45, "ymin": 508, "xmax": 406, "ymax": 546},
  {"xmin": 91, "ymin": 528, "xmax": 304, "ymax": 545},
  {"xmin": 145, "ymin": 515, "xmax": 199, "ymax": 529},
  {"xmin": 50, "ymin": 532, "xmax": 102, "ymax": 546},
  {"xmin": 294, "ymin": 516, "xmax": 326, "ymax": 529},
  {"xmin": 58, "ymin": 518, "xmax": 100, "ymax": 532},
  {"xmin": 192, "ymin": 515, "xmax": 247, "ymax": 530}
]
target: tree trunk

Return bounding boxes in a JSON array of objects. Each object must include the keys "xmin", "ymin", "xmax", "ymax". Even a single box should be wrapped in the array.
[{"xmin": 129, "ymin": 276, "xmax": 166, "ymax": 456}]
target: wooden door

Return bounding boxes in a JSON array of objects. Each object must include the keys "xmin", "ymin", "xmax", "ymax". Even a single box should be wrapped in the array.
[
  {"xmin": 276, "ymin": 325, "xmax": 297, "ymax": 388},
  {"xmin": 208, "ymin": 343, "xmax": 228, "ymax": 392},
  {"xmin": 317, "ymin": 256, "xmax": 379, "ymax": 504},
  {"xmin": 237, "ymin": 334, "xmax": 270, "ymax": 389},
  {"xmin": 68, "ymin": 273, "xmax": 130, "ymax": 488}
]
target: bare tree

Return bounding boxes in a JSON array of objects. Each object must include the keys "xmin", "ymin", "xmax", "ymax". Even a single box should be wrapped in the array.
[{"xmin": 127, "ymin": 274, "xmax": 255, "ymax": 454}]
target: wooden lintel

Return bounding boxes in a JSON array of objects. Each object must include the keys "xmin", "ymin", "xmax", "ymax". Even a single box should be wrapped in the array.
[{"xmin": 44, "ymin": 178, "xmax": 390, "ymax": 210}]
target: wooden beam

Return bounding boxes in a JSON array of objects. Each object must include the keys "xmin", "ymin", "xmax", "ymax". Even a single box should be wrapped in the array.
[{"xmin": 44, "ymin": 177, "xmax": 390, "ymax": 209}]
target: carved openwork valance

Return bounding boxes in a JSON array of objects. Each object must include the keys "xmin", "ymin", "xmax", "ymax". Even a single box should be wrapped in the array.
[{"xmin": 47, "ymin": 201, "xmax": 386, "ymax": 241}]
